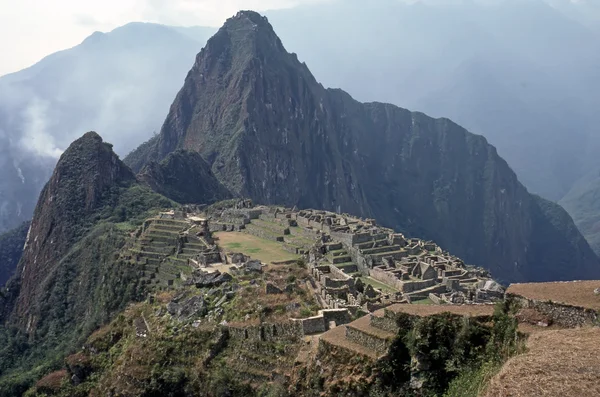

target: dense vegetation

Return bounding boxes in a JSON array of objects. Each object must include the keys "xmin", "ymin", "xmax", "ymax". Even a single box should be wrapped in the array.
[
  {"xmin": 368, "ymin": 302, "xmax": 522, "ymax": 396},
  {"xmin": 0, "ymin": 221, "xmax": 29, "ymax": 287},
  {"xmin": 12, "ymin": 260, "xmax": 315, "ymax": 396},
  {"xmin": 0, "ymin": 183, "xmax": 175, "ymax": 396},
  {"xmin": 0, "ymin": 132, "xmax": 177, "ymax": 396}
]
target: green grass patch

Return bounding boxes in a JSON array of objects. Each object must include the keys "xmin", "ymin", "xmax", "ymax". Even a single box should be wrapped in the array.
[
  {"xmin": 214, "ymin": 232, "xmax": 298, "ymax": 264},
  {"xmin": 359, "ymin": 277, "xmax": 398, "ymax": 293},
  {"xmin": 412, "ymin": 298, "xmax": 434, "ymax": 305}
]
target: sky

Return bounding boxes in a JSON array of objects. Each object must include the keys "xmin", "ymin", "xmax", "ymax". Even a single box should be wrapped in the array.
[{"xmin": 0, "ymin": 0, "xmax": 331, "ymax": 77}]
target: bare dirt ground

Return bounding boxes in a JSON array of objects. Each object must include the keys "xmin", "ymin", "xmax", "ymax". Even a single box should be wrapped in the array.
[
  {"xmin": 483, "ymin": 327, "xmax": 600, "ymax": 397},
  {"xmin": 507, "ymin": 280, "xmax": 600, "ymax": 310}
]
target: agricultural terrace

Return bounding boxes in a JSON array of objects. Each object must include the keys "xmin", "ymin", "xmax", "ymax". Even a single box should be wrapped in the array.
[{"xmin": 507, "ymin": 280, "xmax": 600, "ymax": 311}]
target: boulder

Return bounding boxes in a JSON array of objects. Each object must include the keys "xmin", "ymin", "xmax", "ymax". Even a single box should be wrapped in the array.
[
  {"xmin": 179, "ymin": 296, "xmax": 207, "ymax": 318},
  {"xmin": 245, "ymin": 260, "xmax": 263, "ymax": 273},
  {"xmin": 231, "ymin": 252, "xmax": 248, "ymax": 264},
  {"xmin": 266, "ymin": 282, "xmax": 283, "ymax": 294},
  {"xmin": 481, "ymin": 280, "xmax": 505, "ymax": 293},
  {"xmin": 195, "ymin": 271, "xmax": 232, "ymax": 288},
  {"xmin": 167, "ymin": 302, "xmax": 181, "ymax": 316},
  {"xmin": 215, "ymin": 295, "xmax": 227, "ymax": 308},
  {"xmin": 168, "ymin": 295, "xmax": 207, "ymax": 319}
]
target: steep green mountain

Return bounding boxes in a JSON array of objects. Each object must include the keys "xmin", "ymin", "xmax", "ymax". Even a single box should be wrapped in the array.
[
  {"xmin": 560, "ymin": 171, "xmax": 600, "ymax": 255},
  {"xmin": 127, "ymin": 11, "xmax": 600, "ymax": 284},
  {"xmin": 0, "ymin": 222, "xmax": 29, "ymax": 287},
  {"xmin": 138, "ymin": 149, "xmax": 232, "ymax": 204},
  {"xmin": 0, "ymin": 132, "xmax": 174, "ymax": 394}
]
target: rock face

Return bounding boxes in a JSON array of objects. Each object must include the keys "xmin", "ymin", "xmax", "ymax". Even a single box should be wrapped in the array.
[
  {"xmin": 126, "ymin": 11, "xmax": 600, "ymax": 283},
  {"xmin": 0, "ymin": 221, "xmax": 29, "ymax": 287},
  {"xmin": 560, "ymin": 173, "xmax": 600, "ymax": 255},
  {"xmin": 11, "ymin": 132, "xmax": 136, "ymax": 330},
  {"xmin": 138, "ymin": 149, "xmax": 232, "ymax": 204}
]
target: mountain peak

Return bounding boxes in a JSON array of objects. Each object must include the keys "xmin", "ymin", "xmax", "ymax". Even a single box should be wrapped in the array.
[
  {"xmin": 13, "ymin": 131, "xmax": 136, "ymax": 330},
  {"xmin": 204, "ymin": 10, "xmax": 286, "ymax": 60},
  {"xmin": 227, "ymin": 10, "xmax": 272, "ymax": 28}
]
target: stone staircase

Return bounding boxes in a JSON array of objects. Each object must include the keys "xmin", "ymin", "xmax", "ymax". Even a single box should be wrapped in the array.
[{"xmin": 177, "ymin": 235, "xmax": 209, "ymax": 260}]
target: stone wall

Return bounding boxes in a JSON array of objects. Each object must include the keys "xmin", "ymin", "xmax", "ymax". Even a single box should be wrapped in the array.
[
  {"xmin": 401, "ymin": 279, "xmax": 438, "ymax": 293},
  {"xmin": 345, "ymin": 326, "xmax": 391, "ymax": 355},
  {"xmin": 329, "ymin": 231, "xmax": 355, "ymax": 247},
  {"xmin": 345, "ymin": 244, "xmax": 370, "ymax": 275},
  {"xmin": 292, "ymin": 316, "xmax": 326, "ymax": 334},
  {"xmin": 370, "ymin": 315, "xmax": 399, "ymax": 333},
  {"xmin": 291, "ymin": 309, "xmax": 351, "ymax": 334},
  {"xmin": 321, "ymin": 309, "xmax": 351, "ymax": 326},
  {"xmin": 369, "ymin": 267, "xmax": 403, "ymax": 290},
  {"xmin": 227, "ymin": 321, "xmax": 303, "ymax": 343},
  {"xmin": 328, "ymin": 264, "xmax": 353, "ymax": 281},
  {"xmin": 243, "ymin": 209, "xmax": 263, "ymax": 220},
  {"xmin": 370, "ymin": 267, "xmax": 437, "ymax": 293},
  {"xmin": 508, "ymin": 294, "xmax": 600, "ymax": 328}
]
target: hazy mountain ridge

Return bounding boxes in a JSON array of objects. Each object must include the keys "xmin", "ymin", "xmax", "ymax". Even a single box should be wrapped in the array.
[
  {"xmin": 128, "ymin": 10, "xmax": 600, "ymax": 284},
  {"xmin": 560, "ymin": 170, "xmax": 600, "ymax": 255},
  {"xmin": 0, "ymin": 22, "xmax": 213, "ymax": 235}
]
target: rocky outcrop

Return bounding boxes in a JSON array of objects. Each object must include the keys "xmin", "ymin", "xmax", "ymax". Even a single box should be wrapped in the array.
[
  {"xmin": 138, "ymin": 149, "xmax": 232, "ymax": 204},
  {"xmin": 126, "ymin": 11, "xmax": 600, "ymax": 283}
]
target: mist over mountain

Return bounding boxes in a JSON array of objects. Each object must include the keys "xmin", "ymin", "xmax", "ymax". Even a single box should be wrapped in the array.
[{"xmin": 0, "ymin": 22, "xmax": 214, "ymax": 233}]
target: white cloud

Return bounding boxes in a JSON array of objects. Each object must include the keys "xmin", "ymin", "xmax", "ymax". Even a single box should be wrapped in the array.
[
  {"xmin": 0, "ymin": 0, "xmax": 331, "ymax": 76},
  {"xmin": 19, "ymin": 97, "xmax": 64, "ymax": 159}
]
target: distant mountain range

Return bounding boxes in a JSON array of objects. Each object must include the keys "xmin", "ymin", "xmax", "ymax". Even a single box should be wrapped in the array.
[{"xmin": 2, "ymin": 0, "xmax": 600, "ymax": 257}]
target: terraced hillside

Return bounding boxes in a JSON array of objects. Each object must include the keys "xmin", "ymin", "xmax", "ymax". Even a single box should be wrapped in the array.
[
  {"xmin": 319, "ymin": 304, "xmax": 495, "ymax": 360},
  {"xmin": 125, "ymin": 218, "xmax": 212, "ymax": 289}
]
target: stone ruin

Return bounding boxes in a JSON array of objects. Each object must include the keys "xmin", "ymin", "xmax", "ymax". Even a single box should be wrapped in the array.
[
  {"xmin": 186, "ymin": 201, "xmax": 503, "ymax": 334},
  {"xmin": 252, "ymin": 207, "xmax": 504, "ymax": 308}
]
